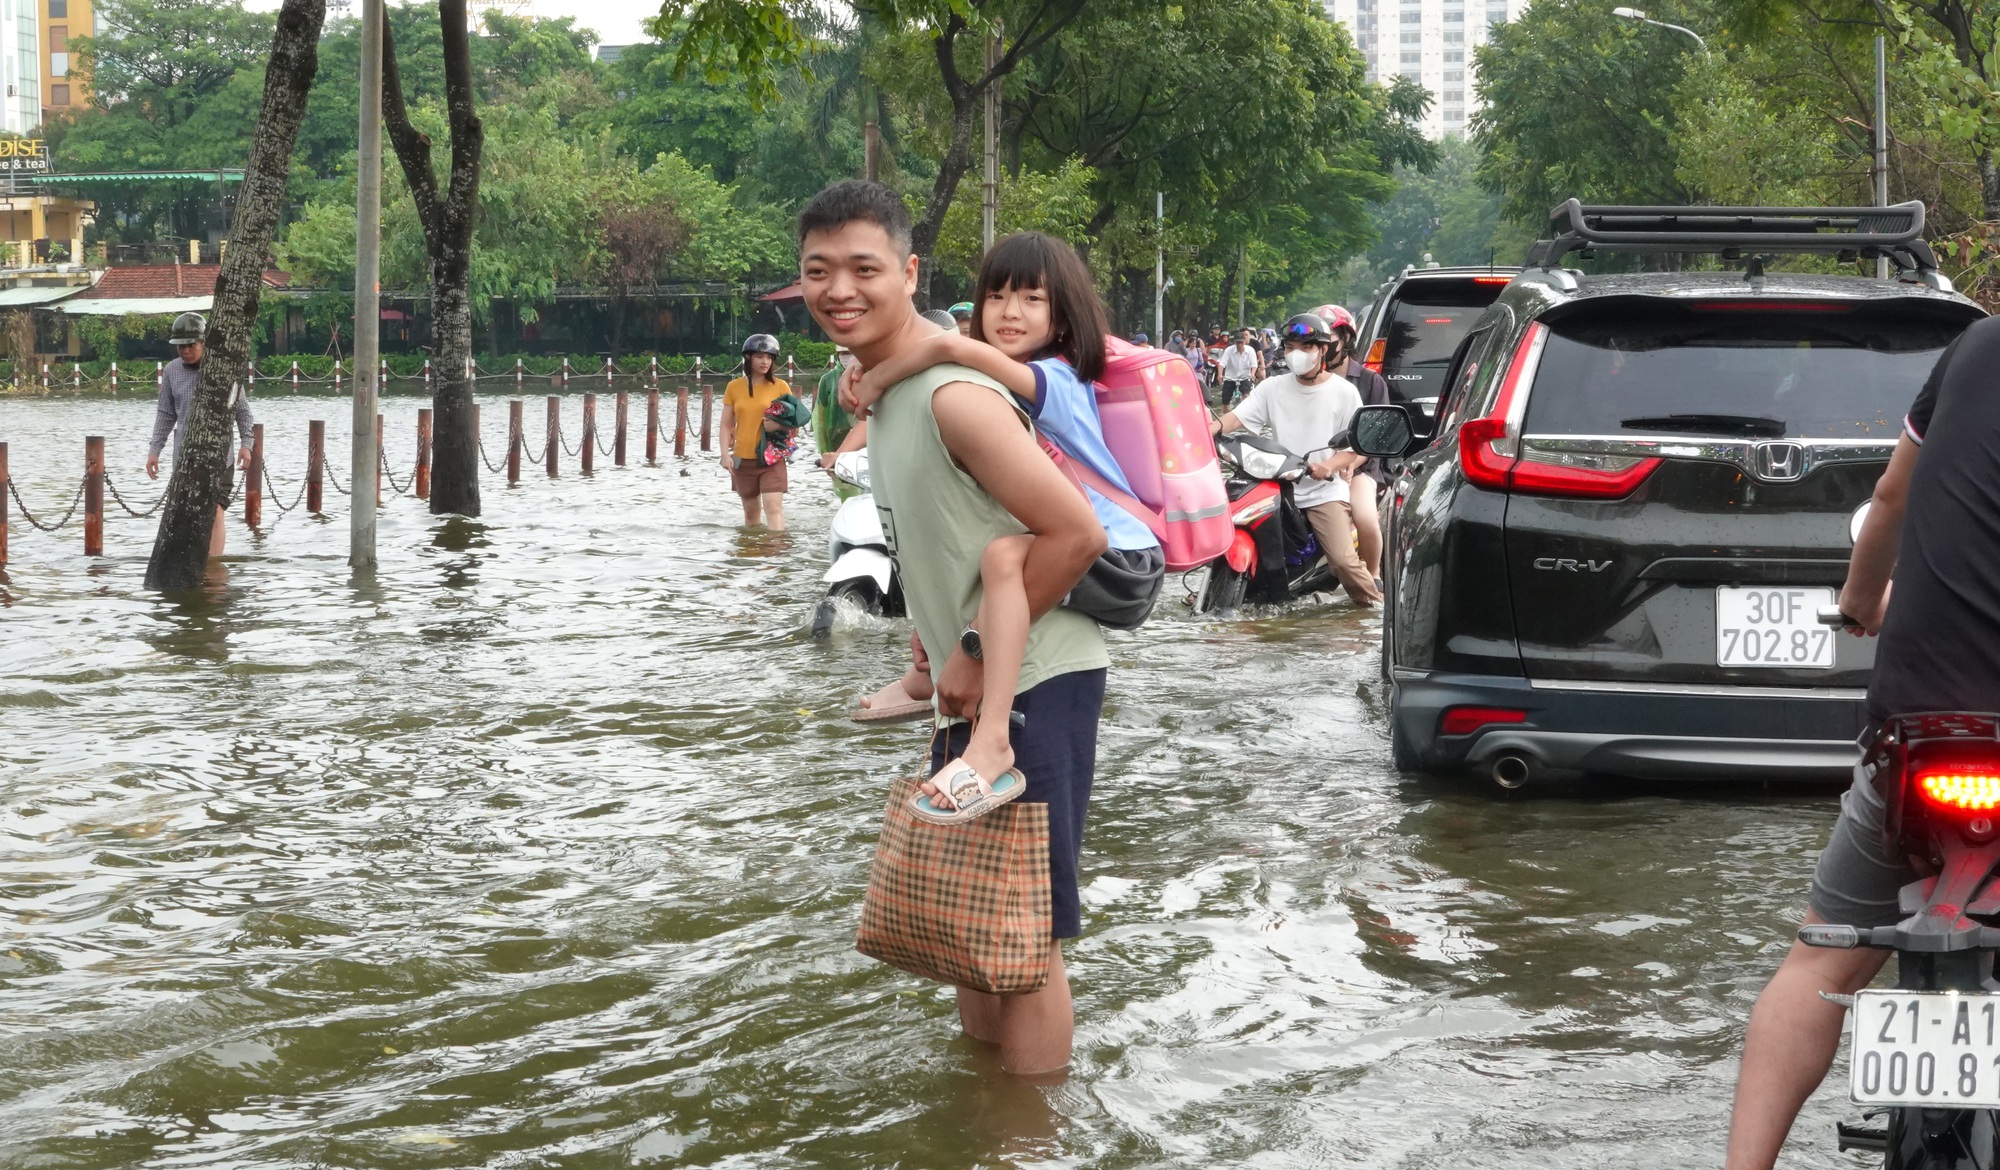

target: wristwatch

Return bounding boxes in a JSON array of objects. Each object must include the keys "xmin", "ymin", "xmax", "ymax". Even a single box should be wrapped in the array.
[{"xmin": 960, "ymin": 624, "xmax": 983, "ymax": 661}]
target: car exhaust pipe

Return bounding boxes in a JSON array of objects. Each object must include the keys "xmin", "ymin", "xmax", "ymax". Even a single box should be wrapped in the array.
[{"xmin": 1492, "ymin": 755, "xmax": 1535, "ymax": 791}]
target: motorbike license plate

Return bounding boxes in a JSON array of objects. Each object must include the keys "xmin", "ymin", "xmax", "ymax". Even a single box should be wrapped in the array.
[
  {"xmin": 1851, "ymin": 991, "xmax": 2000, "ymax": 1108},
  {"xmin": 1715, "ymin": 586, "xmax": 1836, "ymax": 668}
]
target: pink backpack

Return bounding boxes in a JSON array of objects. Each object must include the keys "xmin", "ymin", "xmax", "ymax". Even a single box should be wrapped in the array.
[{"xmin": 1044, "ymin": 338, "xmax": 1232, "ymax": 572}]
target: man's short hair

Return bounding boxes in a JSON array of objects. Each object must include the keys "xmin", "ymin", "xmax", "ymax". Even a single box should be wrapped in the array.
[{"xmin": 797, "ymin": 179, "xmax": 912, "ymax": 257}]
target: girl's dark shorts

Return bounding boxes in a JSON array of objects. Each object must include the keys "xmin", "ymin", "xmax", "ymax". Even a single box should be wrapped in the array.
[
  {"xmin": 930, "ymin": 667, "xmax": 1106, "ymax": 939},
  {"xmin": 730, "ymin": 458, "xmax": 788, "ymax": 498},
  {"xmin": 1064, "ymin": 546, "xmax": 1165, "ymax": 631}
]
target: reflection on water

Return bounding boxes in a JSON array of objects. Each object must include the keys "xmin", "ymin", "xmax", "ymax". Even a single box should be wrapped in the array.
[{"xmin": 0, "ymin": 394, "xmax": 1859, "ymax": 1168}]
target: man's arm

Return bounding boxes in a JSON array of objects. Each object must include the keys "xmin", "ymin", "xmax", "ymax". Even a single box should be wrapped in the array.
[
  {"xmin": 146, "ymin": 380, "xmax": 176, "ymax": 477},
  {"xmin": 930, "ymin": 380, "xmax": 1106, "ymax": 716},
  {"xmin": 1837, "ymin": 432, "xmax": 1918, "ymax": 633}
]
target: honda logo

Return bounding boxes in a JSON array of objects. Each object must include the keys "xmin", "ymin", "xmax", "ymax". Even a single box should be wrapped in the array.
[{"xmin": 1753, "ymin": 441, "xmax": 1807, "ymax": 482}]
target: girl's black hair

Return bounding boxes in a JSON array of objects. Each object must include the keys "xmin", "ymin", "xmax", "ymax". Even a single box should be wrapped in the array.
[{"xmin": 969, "ymin": 232, "xmax": 1109, "ymax": 383}]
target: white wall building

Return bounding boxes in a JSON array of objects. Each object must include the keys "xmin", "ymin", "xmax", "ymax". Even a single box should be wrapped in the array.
[
  {"xmin": 0, "ymin": 0, "xmax": 36, "ymax": 135},
  {"xmin": 1324, "ymin": 0, "xmax": 1521, "ymax": 139}
]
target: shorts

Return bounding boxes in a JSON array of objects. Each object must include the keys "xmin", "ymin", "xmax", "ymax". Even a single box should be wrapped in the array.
[
  {"xmin": 1221, "ymin": 379, "xmax": 1254, "ymax": 404},
  {"xmin": 730, "ymin": 457, "xmax": 788, "ymax": 498},
  {"xmin": 929, "ymin": 668, "xmax": 1106, "ymax": 939},
  {"xmin": 1064, "ymin": 546, "xmax": 1166, "ymax": 630},
  {"xmin": 1808, "ymin": 758, "xmax": 1911, "ymax": 929}
]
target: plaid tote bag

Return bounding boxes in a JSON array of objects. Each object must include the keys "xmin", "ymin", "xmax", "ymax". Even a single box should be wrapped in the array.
[{"xmin": 855, "ymin": 773, "xmax": 1053, "ymax": 994}]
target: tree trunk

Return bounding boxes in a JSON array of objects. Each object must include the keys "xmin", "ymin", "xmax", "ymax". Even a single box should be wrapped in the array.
[
  {"xmin": 383, "ymin": 0, "xmax": 484, "ymax": 518},
  {"xmin": 143, "ymin": 0, "xmax": 325, "ymax": 592},
  {"xmin": 910, "ymin": 88, "xmax": 978, "ymax": 309},
  {"xmin": 1983, "ymin": 150, "xmax": 2000, "ymax": 223}
]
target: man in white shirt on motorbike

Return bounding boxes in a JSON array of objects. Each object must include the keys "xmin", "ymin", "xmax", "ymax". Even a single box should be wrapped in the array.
[
  {"xmin": 1209, "ymin": 311, "xmax": 1381, "ymax": 606},
  {"xmin": 1217, "ymin": 327, "xmax": 1264, "ymax": 407}
]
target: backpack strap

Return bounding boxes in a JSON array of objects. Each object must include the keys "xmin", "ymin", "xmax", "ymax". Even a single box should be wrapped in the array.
[{"xmin": 1037, "ymin": 435, "xmax": 1167, "ymax": 541}]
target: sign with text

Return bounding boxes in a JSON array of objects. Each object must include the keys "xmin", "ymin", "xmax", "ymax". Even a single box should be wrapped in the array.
[{"xmin": 0, "ymin": 139, "xmax": 49, "ymax": 173}]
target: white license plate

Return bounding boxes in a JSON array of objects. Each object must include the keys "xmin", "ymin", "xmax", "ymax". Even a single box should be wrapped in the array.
[
  {"xmin": 1715, "ymin": 586, "xmax": 1836, "ymax": 668},
  {"xmin": 1852, "ymin": 991, "xmax": 2000, "ymax": 1108}
]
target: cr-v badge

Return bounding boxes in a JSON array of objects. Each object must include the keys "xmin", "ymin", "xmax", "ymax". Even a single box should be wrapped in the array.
[{"xmin": 1534, "ymin": 558, "xmax": 1613, "ymax": 572}]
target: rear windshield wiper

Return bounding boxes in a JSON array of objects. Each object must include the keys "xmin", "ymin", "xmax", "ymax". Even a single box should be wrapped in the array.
[{"xmin": 1619, "ymin": 413, "xmax": 1786, "ymax": 438}]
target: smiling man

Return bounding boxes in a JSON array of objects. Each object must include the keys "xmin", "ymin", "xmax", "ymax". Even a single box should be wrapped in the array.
[{"xmin": 796, "ymin": 180, "xmax": 1109, "ymax": 1076}]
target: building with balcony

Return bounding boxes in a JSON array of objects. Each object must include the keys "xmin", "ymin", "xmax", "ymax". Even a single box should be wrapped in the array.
[{"xmin": 1324, "ymin": 0, "xmax": 1521, "ymax": 139}]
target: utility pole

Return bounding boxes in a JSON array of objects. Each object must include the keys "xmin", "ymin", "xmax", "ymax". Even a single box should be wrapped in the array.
[
  {"xmin": 352, "ymin": 0, "xmax": 381, "ymax": 571},
  {"xmin": 1153, "ymin": 191, "xmax": 1164, "ymax": 342},
  {"xmin": 863, "ymin": 82, "xmax": 879, "ymax": 181},
  {"xmin": 1875, "ymin": 35, "xmax": 1890, "ymax": 280},
  {"xmin": 1236, "ymin": 242, "xmax": 1247, "ymax": 330},
  {"xmin": 981, "ymin": 26, "xmax": 1000, "ymax": 252}
]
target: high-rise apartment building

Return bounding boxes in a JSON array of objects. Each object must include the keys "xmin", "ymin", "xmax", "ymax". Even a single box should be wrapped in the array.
[
  {"xmin": 0, "ymin": 0, "xmax": 35, "ymax": 134},
  {"xmin": 1324, "ymin": 0, "xmax": 1520, "ymax": 139},
  {"xmin": 41, "ymin": 0, "xmax": 90, "ymax": 118}
]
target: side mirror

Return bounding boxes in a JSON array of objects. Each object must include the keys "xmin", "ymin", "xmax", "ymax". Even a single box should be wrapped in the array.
[{"xmin": 1349, "ymin": 404, "xmax": 1418, "ymax": 458}]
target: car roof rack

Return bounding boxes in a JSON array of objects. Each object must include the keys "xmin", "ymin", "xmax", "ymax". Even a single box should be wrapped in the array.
[{"xmin": 1524, "ymin": 199, "xmax": 1942, "ymax": 280}]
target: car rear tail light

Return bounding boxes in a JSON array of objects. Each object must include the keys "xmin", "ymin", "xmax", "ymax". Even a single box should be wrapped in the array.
[
  {"xmin": 1458, "ymin": 322, "xmax": 1659, "ymax": 499},
  {"xmin": 1364, "ymin": 338, "xmax": 1386, "ymax": 373},
  {"xmin": 1440, "ymin": 706, "xmax": 1528, "ymax": 736},
  {"xmin": 1472, "ymin": 276, "xmax": 1511, "ymax": 285},
  {"xmin": 1692, "ymin": 301, "xmax": 1851, "ymax": 313},
  {"xmin": 1917, "ymin": 770, "xmax": 2000, "ymax": 813}
]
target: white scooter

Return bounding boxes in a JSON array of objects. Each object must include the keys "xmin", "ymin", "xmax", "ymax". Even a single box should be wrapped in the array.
[{"xmin": 811, "ymin": 450, "xmax": 905, "ymax": 638}]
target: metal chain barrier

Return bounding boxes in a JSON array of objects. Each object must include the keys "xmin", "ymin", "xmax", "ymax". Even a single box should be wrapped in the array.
[
  {"xmin": 262, "ymin": 463, "xmax": 308, "ymax": 513},
  {"xmin": 101, "ymin": 472, "xmax": 166, "ymax": 518},
  {"xmin": 379, "ymin": 447, "xmax": 414, "ymax": 496},
  {"xmin": 594, "ymin": 420, "xmax": 616, "ymax": 457},
  {"xmin": 555, "ymin": 417, "xmax": 579, "ymax": 458},
  {"xmin": 326, "ymin": 458, "xmax": 351, "ymax": 496},
  {"xmin": 7, "ymin": 477, "xmax": 85, "ymax": 531},
  {"xmin": 521, "ymin": 429, "xmax": 549, "ymax": 465},
  {"xmin": 477, "ymin": 436, "xmax": 508, "ymax": 474}
]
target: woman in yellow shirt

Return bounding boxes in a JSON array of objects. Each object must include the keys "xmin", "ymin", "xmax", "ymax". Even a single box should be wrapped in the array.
[{"xmin": 719, "ymin": 334, "xmax": 796, "ymax": 528}]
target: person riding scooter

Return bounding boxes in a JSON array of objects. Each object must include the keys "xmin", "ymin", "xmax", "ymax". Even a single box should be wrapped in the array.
[{"xmin": 1208, "ymin": 312, "xmax": 1379, "ymax": 606}]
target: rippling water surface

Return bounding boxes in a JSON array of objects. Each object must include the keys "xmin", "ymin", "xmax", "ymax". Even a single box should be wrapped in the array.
[{"xmin": 0, "ymin": 392, "xmax": 1869, "ymax": 1167}]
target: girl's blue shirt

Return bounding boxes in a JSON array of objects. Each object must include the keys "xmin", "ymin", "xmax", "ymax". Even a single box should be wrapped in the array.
[{"xmin": 1023, "ymin": 357, "xmax": 1160, "ymax": 553}]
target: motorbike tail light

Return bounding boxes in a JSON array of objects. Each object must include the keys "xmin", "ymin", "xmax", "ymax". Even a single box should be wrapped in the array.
[
  {"xmin": 1364, "ymin": 338, "xmax": 1387, "ymax": 373},
  {"xmin": 1917, "ymin": 770, "xmax": 2000, "ymax": 814},
  {"xmin": 1439, "ymin": 706, "xmax": 1528, "ymax": 736}
]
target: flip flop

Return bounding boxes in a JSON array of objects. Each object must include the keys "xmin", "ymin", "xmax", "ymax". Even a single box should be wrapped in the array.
[
  {"xmin": 851, "ymin": 678, "xmax": 934, "ymax": 725},
  {"xmin": 909, "ymin": 758, "xmax": 1026, "ymax": 825}
]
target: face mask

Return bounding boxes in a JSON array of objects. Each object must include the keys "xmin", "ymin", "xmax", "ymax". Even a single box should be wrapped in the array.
[{"xmin": 1285, "ymin": 349, "xmax": 1321, "ymax": 377}]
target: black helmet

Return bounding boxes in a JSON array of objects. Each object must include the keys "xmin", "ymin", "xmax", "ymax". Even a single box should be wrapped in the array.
[
  {"xmin": 168, "ymin": 312, "xmax": 206, "ymax": 346},
  {"xmin": 741, "ymin": 333, "xmax": 780, "ymax": 356},
  {"xmin": 1280, "ymin": 312, "xmax": 1333, "ymax": 346}
]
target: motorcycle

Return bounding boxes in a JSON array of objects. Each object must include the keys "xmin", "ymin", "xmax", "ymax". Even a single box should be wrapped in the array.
[
  {"xmin": 1192, "ymin": 431, "xmax": 1338, "ymax": 614},
  {"xmin": 1802, "ymin": 703, "xmax": 2000, "ymax": 1167},
  {"xmin": 810, "ymin": 450, "xmax": 905, "ymax": 638}
]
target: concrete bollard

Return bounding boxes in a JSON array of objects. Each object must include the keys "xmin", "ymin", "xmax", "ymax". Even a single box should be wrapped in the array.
[
  {"xmin": 307, "ymin": 420, "xmax": 324, "ymax": 514},
  {"xmin": 675, "ymin": 387, "xmax": 689, "ymax": 458},
  {"xmin": 582, "ymin": 393, "xmax": 596, "ymax": 476},
  {"xmin": 515, "ymin": 357, "xmax": 524, "ymax": 391},
  {"xmin": 245, "ymin": 423, "xmax": 264, "ymax": 526},
  {"xmin": 109, "ymin": 363, "xmax": 117, "ymax": 394},
  {"xmin": 0, "ymin": 440, "xmax": 9, "ymax": 565},
  {"xmin": 83, "ymin": 436, "xmax": 102, "ymax": 555},
  {"xmin": 508, "ymin": 399, "xmax": 523, "ymax": 485},
  {"xmin": 615, "ymin": 391, "xmax": 628, "ymax": 467},
  {"xmin": 699, "ymin": 383, "xmax": 713, "ymax": 452},
  {"xmin": 646, "ymin": 390, "xmax": 659, "ymax": 463},
  {"xmin": 545, "ymin": 396, "xmax": 559, "ymax": 478},
  {"xmin": 415, "ymin": 408, "xmax": 432, "ymax": 500},
  {"xmin": 332, "ymin": 359, "xmax": 341, "ymax": 393},
  {"xmin": 291, "ymin": 360, "xmax": 300, "ymax": 394}
]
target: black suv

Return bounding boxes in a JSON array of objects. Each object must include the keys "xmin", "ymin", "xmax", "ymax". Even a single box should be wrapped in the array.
[
  {"xmin": 1357, "ymin": 264, "xmax": 1523, "ymax": 422},
  {"xmin": 1359, "ymin": 202, "xmax": 1984, "ymax": 788}
]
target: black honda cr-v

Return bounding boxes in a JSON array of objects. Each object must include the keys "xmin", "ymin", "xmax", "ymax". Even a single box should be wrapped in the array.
[{"xmin": 1359, "ymin": 201, "xmax": 1985, "ymax": 789}]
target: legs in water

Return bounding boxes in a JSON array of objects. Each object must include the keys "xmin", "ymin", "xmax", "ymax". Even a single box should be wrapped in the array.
[
  {"xmin": 958, "ymin": 533, "xmax": 1032, "ymax": 791},
  {"xmin": 1304, "ymin": 501, "xmax": 1382, "ymax": 606},
  {"xmin": 760, "ymin": 491, "xmax": 786, "ymax": 532},
  {"xmin": 957, "ymin": 941, "xmax": 1072, "ymax": 1077},
  {"xmin": 209, "ymin": 504, "xmax": 227, "ymax": 556},
  {"xmin": 739, "ymin": 492, "xmax": 761, "ymax": 526},
  {"xmin": 1349, "ymin": 472, "xmax": 1382, "ymax": 583}
]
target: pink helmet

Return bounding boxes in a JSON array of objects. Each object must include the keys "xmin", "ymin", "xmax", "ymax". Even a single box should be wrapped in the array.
[{"xmin": 1311, "ymin": 304, "xmax": 1357, "ymax": 334}]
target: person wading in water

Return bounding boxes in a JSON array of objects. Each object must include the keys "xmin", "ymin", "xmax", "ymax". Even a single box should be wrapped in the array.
[
  {"xmin": 145, "ymin": 312, "xmax": 252, "ymax": 557},
  {"xmin": 798, "ymin": 179, "xmax": 1109, "ymax": 1076}
]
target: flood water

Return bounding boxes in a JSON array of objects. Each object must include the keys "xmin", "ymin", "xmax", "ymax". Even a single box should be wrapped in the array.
[{"xmin": 0, "ymin": 391, "xmax": 1870, "ymax": 1168}]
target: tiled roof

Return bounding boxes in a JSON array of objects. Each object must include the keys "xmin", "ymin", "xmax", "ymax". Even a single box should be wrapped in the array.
[{"xmin": 76, "ymin": 264, "xmax": 290, "ymax": 300}]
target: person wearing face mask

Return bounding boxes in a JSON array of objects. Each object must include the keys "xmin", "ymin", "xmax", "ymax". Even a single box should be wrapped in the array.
[{"xmin": 1209, "ymin": 312, "xmax": 1381, "ymax": 606}]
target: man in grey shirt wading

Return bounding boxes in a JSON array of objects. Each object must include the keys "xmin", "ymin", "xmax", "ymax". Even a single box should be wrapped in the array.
[{"xmin": 145, "ymin": 312, "xmax": 252, "ymax": 556}]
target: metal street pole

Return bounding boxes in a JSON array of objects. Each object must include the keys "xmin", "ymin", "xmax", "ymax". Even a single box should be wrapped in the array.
[
  {"xmin": 1875, "ymin": 35, "xmax": 1890, "ymax": 280},
  {"xmin": 1153, "ymin": 191, "xmax": 1164, "ymax": 342},
  {"xmin": 352, "ymin": 0, "xmax": 381, "ymax": 571},
  {"xmin": 1611, "ymin": 8, "xmax": 1710, "ymax": 57},
  {"xmin": 1236, "ymin": 242, "xmax": 1247, "ymax": 330},
  {"xmin": 981, "ymin": 27, "xmax": 1000, "ymax": 252}
]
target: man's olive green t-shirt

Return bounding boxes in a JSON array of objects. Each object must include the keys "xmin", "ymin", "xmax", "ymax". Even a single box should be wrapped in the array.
[{"xmin": 867, "ymin": 361, "xmax": 1108, "ymax": 695}]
